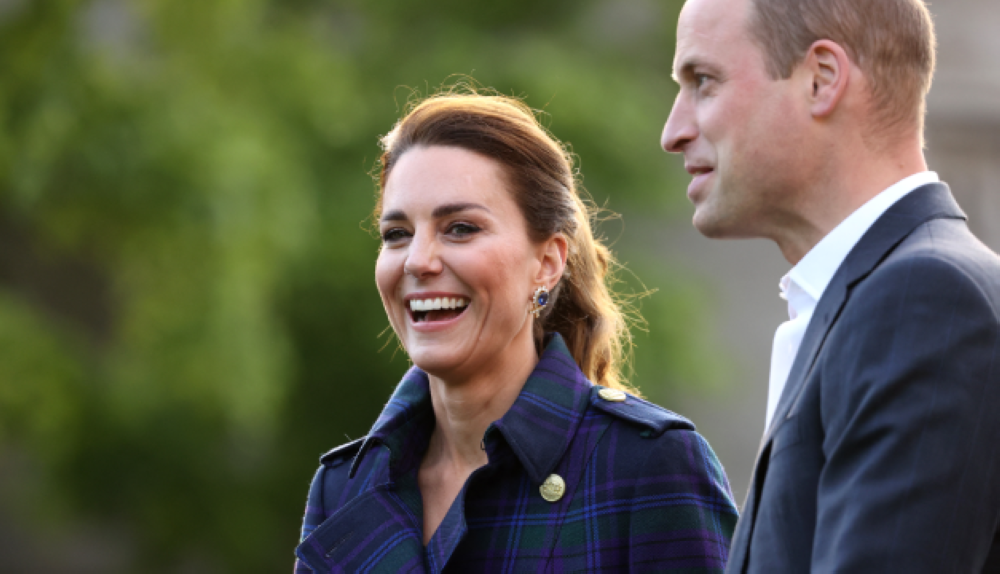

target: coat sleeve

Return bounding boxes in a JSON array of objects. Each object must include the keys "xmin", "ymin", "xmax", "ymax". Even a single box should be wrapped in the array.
[
  {"xmin": 813, "ymin": 255, "xmax": 1000, "ymax": 571},
  {"xmin": 629, "ymin": 429, "xmax": 739, "ymax": 572},
  {"xmin": 293, "ymin": 465, "xmax": 327, "ymax": 574}
]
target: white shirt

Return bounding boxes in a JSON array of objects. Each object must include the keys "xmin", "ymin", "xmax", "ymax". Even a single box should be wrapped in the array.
[{"xmin": 764, "ymin": 171, "xmax": 940, "ymax": 430}]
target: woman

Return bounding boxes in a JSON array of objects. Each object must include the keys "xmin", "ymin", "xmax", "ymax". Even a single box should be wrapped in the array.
[{"xmin": 294, "ymin": 91, "xmax": 737, "ymax": 573}]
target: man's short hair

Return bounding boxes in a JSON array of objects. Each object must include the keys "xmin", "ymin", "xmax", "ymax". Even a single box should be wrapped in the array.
[{"xmin": 748, "ymin": 0, "xmax": 936, "ymax": 137}]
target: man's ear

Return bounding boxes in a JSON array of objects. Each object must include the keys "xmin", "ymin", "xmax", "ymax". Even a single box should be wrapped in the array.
[
  {"xmin": 804, "ymin": 40, "xmax": 853, "ymax": 118},
  {"xmin": 536, "ymin": 233, "xmax": 569, "ymax": 289}
]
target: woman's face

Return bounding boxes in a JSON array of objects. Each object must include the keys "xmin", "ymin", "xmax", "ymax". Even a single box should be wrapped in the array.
[{"xmin": 376, "ymin": 145, "xmax": 563, "ymax": 380}]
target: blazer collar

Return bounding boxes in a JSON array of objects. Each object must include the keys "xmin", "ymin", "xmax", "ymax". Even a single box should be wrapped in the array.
[
  {"xmin": 352, "ymin": 333, "xmax": 593, "ymax": 485},
  {"xmin": 763, "ymin": 182, "xmax": 966, "ymax": 445},
  {"xmin": 729, "ymin": 183, "xmax": 966, "ymax": 574}
]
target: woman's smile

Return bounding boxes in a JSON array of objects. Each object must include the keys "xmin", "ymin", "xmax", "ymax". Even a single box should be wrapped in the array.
[{"xmin": 406, "ymin": 292, "xmax": 471, "ymax": 330}]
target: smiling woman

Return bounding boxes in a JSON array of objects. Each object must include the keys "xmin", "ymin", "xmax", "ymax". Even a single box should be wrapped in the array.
[
  {"xmin": 376, "ymin": 144, "xmax": 565, "ymax": 384},
  {"xmin": 293, "ymin": 90, "xmax": 738, "ymax": 573}
]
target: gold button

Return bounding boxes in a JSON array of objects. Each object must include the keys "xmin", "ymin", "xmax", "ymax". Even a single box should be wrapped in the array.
[
  {"xmin": 598, "ymin": 388, "xmax": 627, "ymax": 402},
  {"xmin": 540, "ymin": 474, "xmax": 566, "ymax": 502}
]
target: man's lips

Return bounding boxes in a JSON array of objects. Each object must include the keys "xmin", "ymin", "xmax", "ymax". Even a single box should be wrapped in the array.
[
  {"xmin": 685, "ymin": 165, "xmax": 715, "ymax": 201},
  {"xmin": 685, "ymin": 164, "xmax": 714, "ymax": 176}
]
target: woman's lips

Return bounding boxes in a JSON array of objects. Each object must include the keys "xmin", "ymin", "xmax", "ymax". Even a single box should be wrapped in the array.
[
  {"xmin": 408, "ymin": 304, "xmax": 470, "ymax": 332},
  {"xmin": 405, "ymin": 294, "xmax": 471, "ymax": 331}
]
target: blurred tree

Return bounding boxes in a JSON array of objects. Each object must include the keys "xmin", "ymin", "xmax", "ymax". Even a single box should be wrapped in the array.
[{"xmin": 0, "ymin": 0, "xmax": 716, "ymax": 571}]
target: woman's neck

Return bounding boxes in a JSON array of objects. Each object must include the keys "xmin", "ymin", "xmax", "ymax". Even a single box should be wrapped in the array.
[{"xmin": 423, "ymin": 329, "xmax": 539, "ymax": 471}]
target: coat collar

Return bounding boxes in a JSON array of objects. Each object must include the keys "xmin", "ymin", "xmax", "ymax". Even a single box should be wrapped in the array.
[
  {"xmin": 350, "ymin": 333, "xmax": 593, "ymax": 485},
  {"xmin": 491, "ymin": 333, "xmax": 594, "ymax": 484}
]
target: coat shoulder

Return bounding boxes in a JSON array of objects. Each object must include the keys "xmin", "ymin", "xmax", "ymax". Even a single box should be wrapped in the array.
[
  {"xmin": 318, "ymin": 437, "xmax": 365, "ymax": 468},
  {"xmin": 894, "ymin": 217, "xmax": 1000, "ymax": 279},
  {"xmin": 862, "ymin": 228, "xmax": 1000, "ymax": 316},
  {"xmin": 589, "ymin": 386, "xmax": 695, "ymax": 438}
]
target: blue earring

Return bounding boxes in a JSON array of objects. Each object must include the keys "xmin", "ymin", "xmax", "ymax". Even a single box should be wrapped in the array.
[{"xmin": 530, "ymin": 286, "xmax": 550, "ymax": 318}]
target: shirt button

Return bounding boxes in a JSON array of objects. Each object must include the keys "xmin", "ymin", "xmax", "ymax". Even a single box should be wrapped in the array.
[
  {"xmin": 540, "ymin": 474, "xmax": 566, "ymax": 502},
  {"xmin": 598, "ymin": 388, "xmax": 627, "ymax": 402}
]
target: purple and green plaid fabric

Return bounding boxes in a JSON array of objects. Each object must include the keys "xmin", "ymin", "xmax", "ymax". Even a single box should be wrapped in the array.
[{"xmin": 295, "ymin": 334, "xmax": 738, "ymax": 573}]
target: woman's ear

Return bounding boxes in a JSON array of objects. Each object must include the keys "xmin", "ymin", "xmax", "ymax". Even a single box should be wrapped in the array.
[
  {"xmin": 804, "ymin": 39, "xmax": 852, "ymax": 119},
  {"xmin": 536, "ymin": 234, "xmax": 569, "ymax": 288}
]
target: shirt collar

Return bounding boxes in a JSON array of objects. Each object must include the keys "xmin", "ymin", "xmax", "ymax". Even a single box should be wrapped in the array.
[
  {"xmin": 781, "ymin": 171, "xmax": 939, "ymax": 317},
  {"xmin": 361, "ymin": 333, "xmax": 593, "ymax": 485}
]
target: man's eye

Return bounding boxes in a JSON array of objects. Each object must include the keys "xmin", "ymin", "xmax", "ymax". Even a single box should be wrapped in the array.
[
  {"xmin": 381, "ymin": 228, "xmax": 410, "ymax": 243},
  {"xmin": 447, "ymin": 222, "xmax": 481, "ymax": 237},
  {"xmin": 695, "ymin": 74, "xmax": 711, "ymax": 88}
]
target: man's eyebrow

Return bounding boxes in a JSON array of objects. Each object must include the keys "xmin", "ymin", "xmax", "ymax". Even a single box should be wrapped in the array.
[
  {"xmin": 380, "ymin": 202, "xmax": 490, "ymax": 223},
  {"xmin": 673, "ymin": 57, "xmax": 719, "ymax": 83}
]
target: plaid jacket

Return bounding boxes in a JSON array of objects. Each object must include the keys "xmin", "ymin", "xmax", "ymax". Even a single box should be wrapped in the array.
[{"xmin": 294, "ymin": 334, "xmax": 738, "ymax": 573}]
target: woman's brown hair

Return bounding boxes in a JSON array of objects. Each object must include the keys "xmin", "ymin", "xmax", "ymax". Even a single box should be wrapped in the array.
[{"xmin": 376, "ymin": 88, "xmax": 637, "ymax": 392}]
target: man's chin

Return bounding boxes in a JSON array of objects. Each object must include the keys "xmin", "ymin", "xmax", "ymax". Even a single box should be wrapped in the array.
[
  {"xmin": 693, "ymin": 212, "xmax": 764, "ymax": 241},
  {"xmin": 692, "ymin": 207, "xmax": 732, "ymax": 239}
]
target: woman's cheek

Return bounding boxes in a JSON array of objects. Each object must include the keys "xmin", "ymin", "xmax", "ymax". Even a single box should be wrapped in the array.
[
  {"xmin": 374, "ymin": 253, "xmax": 402, "ymax": 323},
  {"xmin": 481, "ymin": 251, "xmax": 529, "ymax": 324}
]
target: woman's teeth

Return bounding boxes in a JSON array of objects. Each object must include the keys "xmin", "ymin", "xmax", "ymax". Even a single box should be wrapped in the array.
[{"xmin": 409, "ymin": 297, "xmax": 470, "ymax": 312}]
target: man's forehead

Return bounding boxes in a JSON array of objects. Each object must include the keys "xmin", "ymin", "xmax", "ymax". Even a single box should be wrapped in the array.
[
  {"xmin": 678, "ymin": 0, "xmax": 749, "ymax": 43},
  {"xmin": 674, "ymin": 0, "xmax": 751, "ymax": 69}
]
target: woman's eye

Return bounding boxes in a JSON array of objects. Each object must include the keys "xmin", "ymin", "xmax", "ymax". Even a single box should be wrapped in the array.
[
  {"xmin": 381, "ymin": 228, "xmax": 410, "ymax": 243},
  {"xmin": 447, "ymin": 222, "xmax": 481, "ymax": 237}
]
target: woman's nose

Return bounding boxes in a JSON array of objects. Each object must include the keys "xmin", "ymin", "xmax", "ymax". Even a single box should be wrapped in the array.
[{"xmin": 403, "ymin": 232, "xmax": 443, "ymax": 278}]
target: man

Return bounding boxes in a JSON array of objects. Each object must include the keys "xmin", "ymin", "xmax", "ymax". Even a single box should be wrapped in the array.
[{"xmin": 662, "ymin": 0, "xmax": 1000, "ymax": 572}]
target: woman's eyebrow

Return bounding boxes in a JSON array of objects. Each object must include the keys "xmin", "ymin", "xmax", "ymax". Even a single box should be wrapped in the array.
[
  {"xmin": 432, "ymin": 202, "xmax": 490, "ymax": 218},
  {"xmin": 380, "ymin": 202, "xmax": 490, "ymax": 223},
  {"xmin": 381, "ymin": 210, "xmax": 408, "ymax": 223}
]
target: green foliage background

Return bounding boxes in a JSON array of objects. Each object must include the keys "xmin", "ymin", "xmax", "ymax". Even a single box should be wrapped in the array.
[{"xmin": 0, "ymin": 0, "xmax": 720, "ymax": 570}]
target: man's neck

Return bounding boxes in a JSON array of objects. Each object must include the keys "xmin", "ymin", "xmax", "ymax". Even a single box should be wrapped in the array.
[{"xmin": 774, "ymin": 139, "xmax": 928, "ymax": 265}]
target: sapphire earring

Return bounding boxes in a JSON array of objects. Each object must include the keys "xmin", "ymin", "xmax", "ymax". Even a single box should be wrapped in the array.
[{"xmin": 530, "ymin": 286, "xmax": 550, "ymax": 318}]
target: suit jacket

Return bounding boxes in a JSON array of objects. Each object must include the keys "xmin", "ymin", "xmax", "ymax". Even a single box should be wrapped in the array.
[
  {"xmin": 727, "ymin": 183, "xmax": 1000, "ymax": 573},
  {"xmin": 294, "ymin": 334, "xmax": 738, "ymax": 573}
]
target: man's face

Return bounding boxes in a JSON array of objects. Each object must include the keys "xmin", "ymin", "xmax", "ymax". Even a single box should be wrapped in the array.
[{"xmin": 662, "ymin": 0, "xmax": 806, "ymax": 239}]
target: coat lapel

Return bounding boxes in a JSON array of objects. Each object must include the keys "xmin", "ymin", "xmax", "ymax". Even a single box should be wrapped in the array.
[
  {"xmin": 727, "ymin": 183, "xmax": 966, "ymax": 573},
  {"xmin": 297, "ymin": 368, "xmax": 433, "ymax": 573},
  {"xmin": 296, "ymin": 485, "xmax": 425, "ymax": 573},
  {"xmin": 297, "ymin": 334, "xmax": 598, "ymax": 573},
  {"xmin": 423, "ymin": 333, "xmax": 597, "ymax": 570}
]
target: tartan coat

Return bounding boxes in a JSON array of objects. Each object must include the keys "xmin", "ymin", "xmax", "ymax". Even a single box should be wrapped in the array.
[{"xmin": 294, "ymin": 334, "xmax": 738, "ymax": 573}]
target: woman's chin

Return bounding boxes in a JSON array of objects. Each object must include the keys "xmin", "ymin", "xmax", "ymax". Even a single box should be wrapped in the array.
[{"xmin": 407, "ymin": 347, "xmax": 466, "ymax": 379}]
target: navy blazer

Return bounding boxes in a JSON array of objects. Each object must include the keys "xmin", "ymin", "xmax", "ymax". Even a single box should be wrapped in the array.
[{"xmin": 726, "ymin": 183, "xmax": 1000, "ymax": 573}]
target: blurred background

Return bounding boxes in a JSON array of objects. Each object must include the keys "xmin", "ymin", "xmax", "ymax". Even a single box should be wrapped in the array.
[{"xmin": 0, "ymin": 0, "xmax": 996, "ymax": 572}]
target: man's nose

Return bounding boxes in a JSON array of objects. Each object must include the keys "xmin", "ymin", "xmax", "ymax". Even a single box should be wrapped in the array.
[
  {"xmin": 661, "ymin": 93, "xmax": 696, "ymax": 153},
  {"xmin": 403, "ymin": 231, "xmax": 443, "ymax": 278}
]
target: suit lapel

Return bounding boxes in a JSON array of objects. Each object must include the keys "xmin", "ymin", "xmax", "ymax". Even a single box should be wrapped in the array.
[
  {"xmin": 727, "ymin": 183, "xmax": 966, "ymax": 573},
  {"xmin": 763, "ymin": 183, "xmax": 965, "ymax": 443}
]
